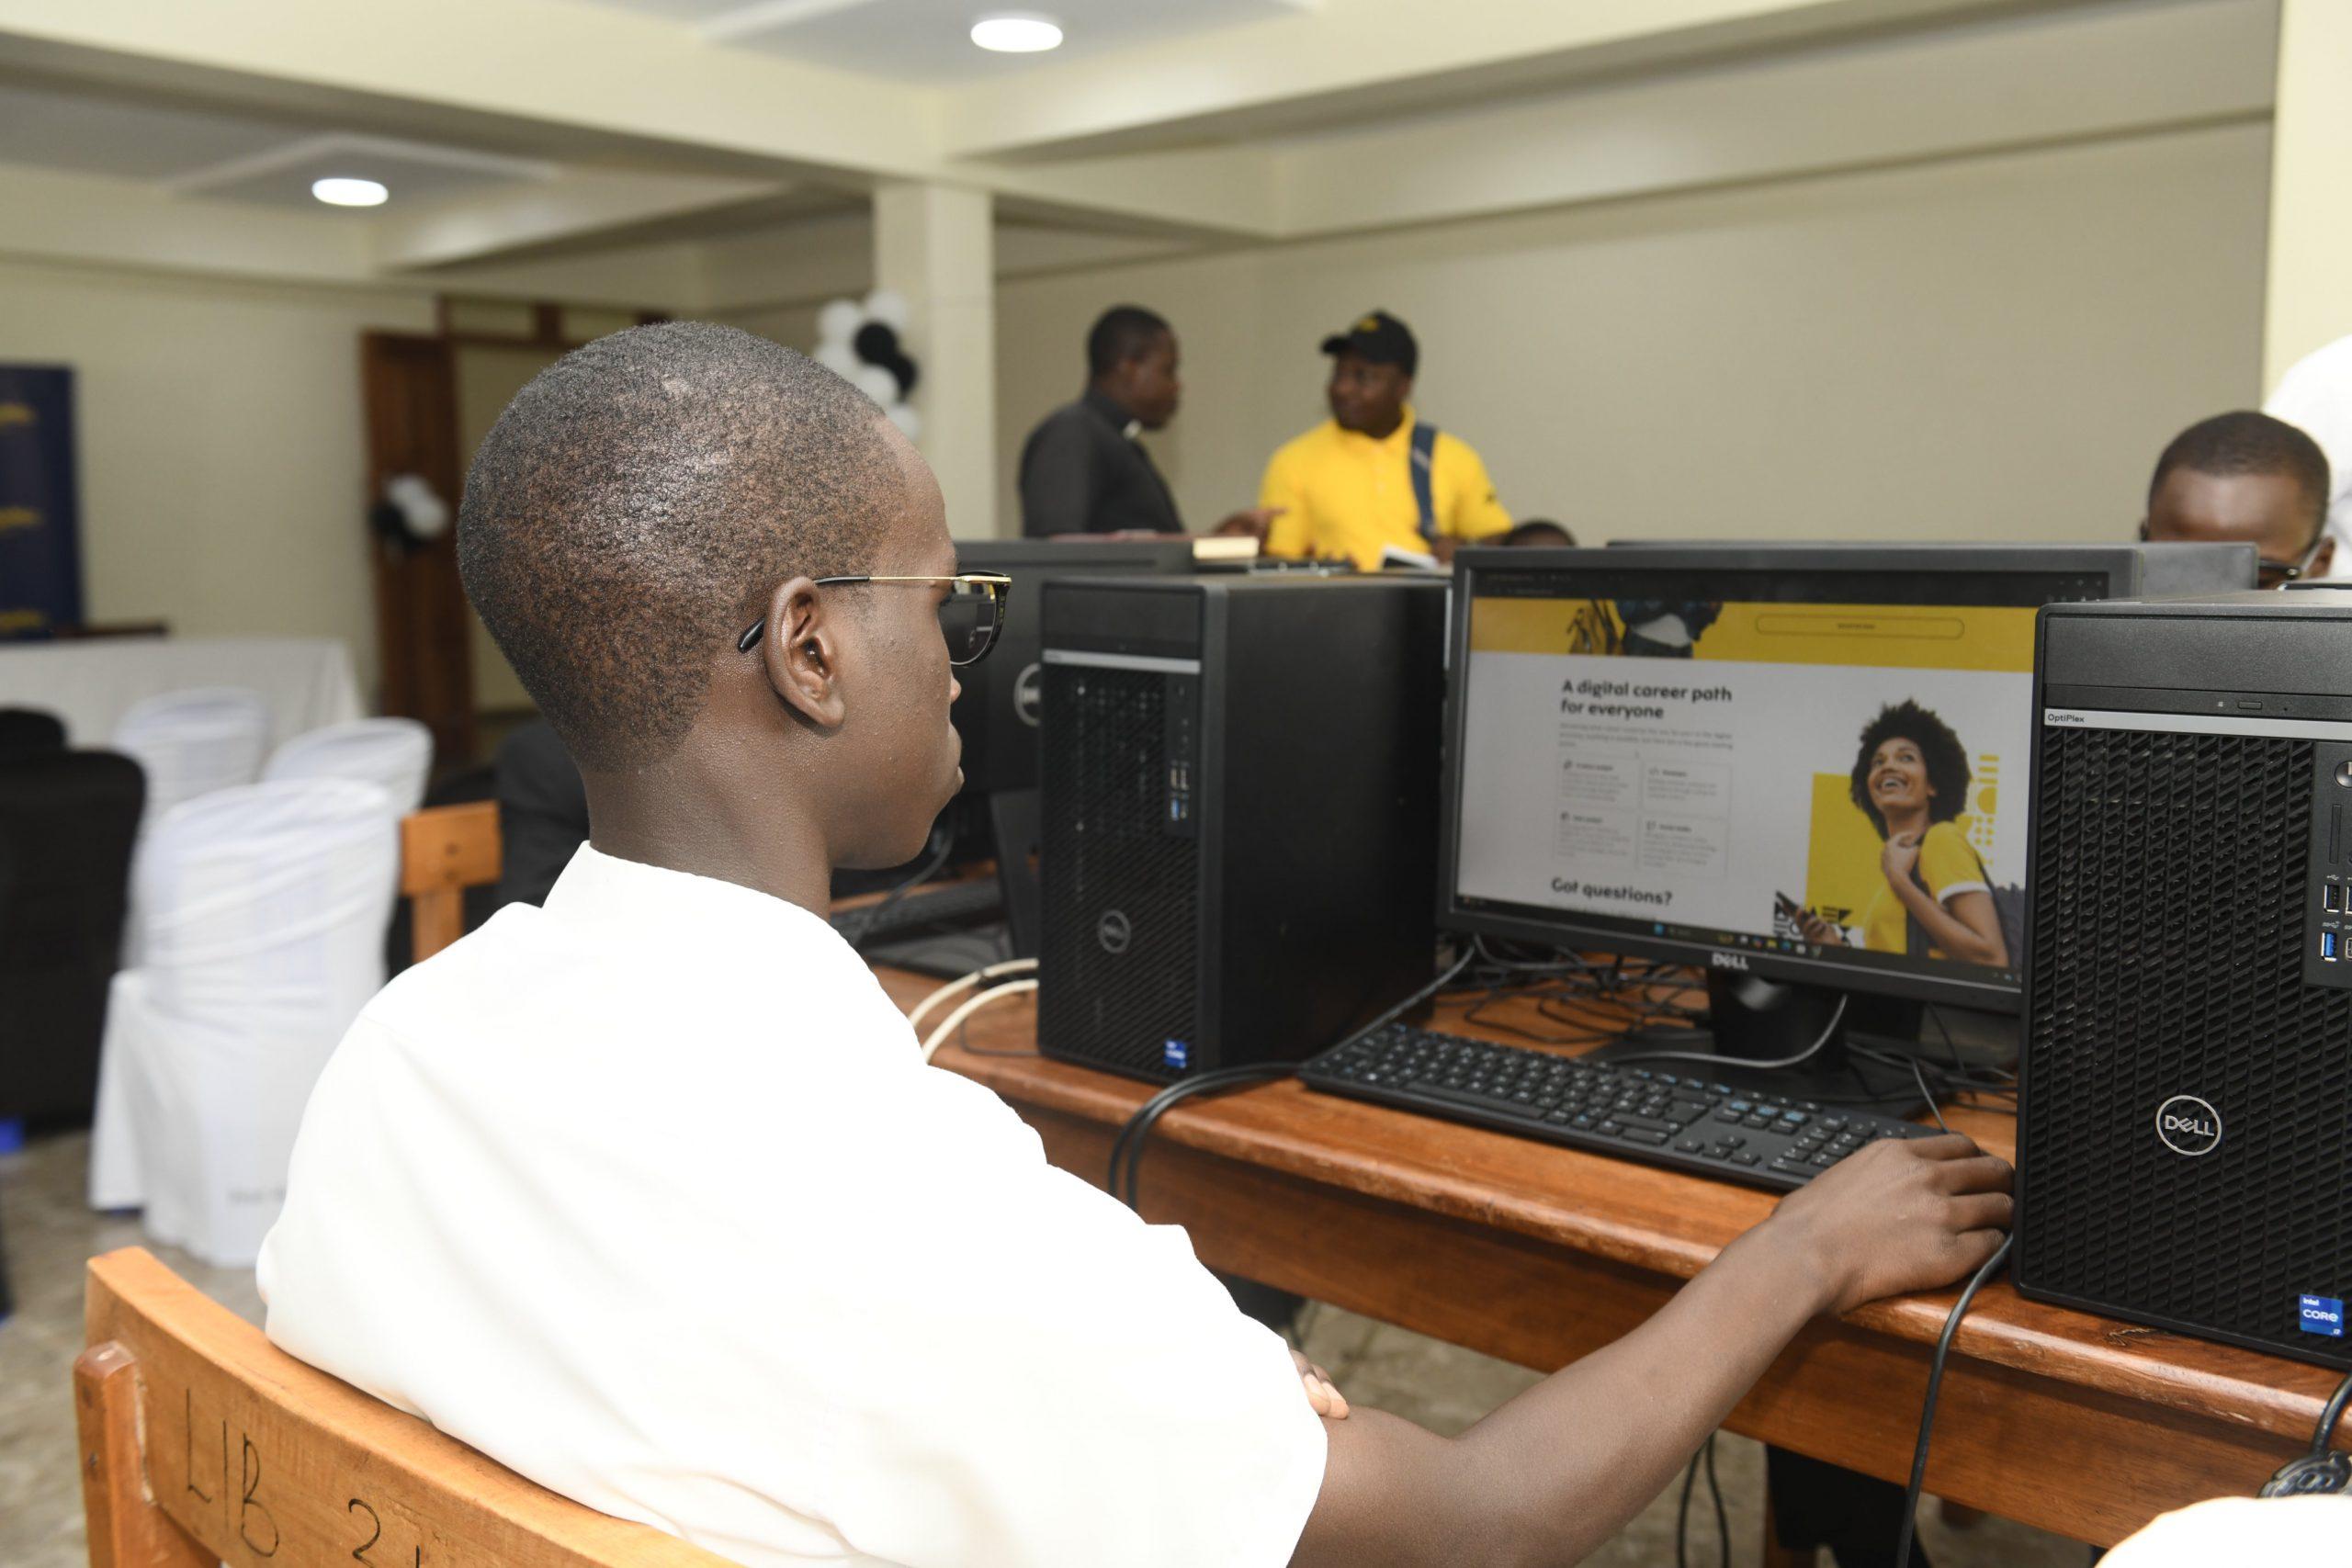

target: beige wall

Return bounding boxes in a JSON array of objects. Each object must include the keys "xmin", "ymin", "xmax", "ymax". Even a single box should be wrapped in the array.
[
  {"xmin": 0, "ymin": 258, "xmax": 434, "ymax": 691},
  {"xmin": 453, "ymin": 342, "xmax": 563, "ymax": 714},
  {"xmin": 996, "ymin": 121, "xmax": 2270, "ymax": 547}
]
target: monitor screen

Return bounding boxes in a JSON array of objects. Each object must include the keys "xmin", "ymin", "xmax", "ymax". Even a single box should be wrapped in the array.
[{"xmin": 1444, "ymin": 548, "xmax": 2117, "ymax": 1009}]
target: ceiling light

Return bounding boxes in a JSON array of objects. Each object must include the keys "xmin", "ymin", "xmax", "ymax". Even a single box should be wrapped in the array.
[
  {"xmin": 970, "ymin": 14, "xmax": 1062, "ymax": 52},
  {"xmin": 311, "ymin": 176, "xmax": 389, "ymax": 208}
]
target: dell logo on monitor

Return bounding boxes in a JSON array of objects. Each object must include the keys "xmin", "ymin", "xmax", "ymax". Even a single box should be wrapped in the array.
[
  {"xmin": 2154, "ymin": 1094, "xmax": 2223, "ymax": 1157},
  {"xmin": 1710, "ymin": 952, "xmax": 1749, "ymax": 972}
]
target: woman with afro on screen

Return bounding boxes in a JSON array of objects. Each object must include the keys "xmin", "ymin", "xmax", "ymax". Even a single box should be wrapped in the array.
[{"xmin": 1802, "ymin": 699, "xmax": 2009, "ymax": 968}]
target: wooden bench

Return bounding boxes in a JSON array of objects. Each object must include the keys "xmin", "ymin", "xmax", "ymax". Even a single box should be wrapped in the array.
[{"xmin": 75, "ymin": 1247, "xmax": 731, "ymax": 1568}]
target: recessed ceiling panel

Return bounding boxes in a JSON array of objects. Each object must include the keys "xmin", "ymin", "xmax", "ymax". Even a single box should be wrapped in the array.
[
  {"xmin": 571, "ymin": 0, "xmax": 1315, "ymax": 81},
  {"xmin": 175, "ymin": 135, "xmax": 555, "ymax": 212},
  {"xmin": 0, "ymin": 81, "xmax": 311, "ymax": 181}
]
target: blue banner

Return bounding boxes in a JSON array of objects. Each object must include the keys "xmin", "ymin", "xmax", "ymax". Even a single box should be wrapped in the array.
[{"xmin": 0, "ymin": 366, "xmax": 82, "ymax": 638}]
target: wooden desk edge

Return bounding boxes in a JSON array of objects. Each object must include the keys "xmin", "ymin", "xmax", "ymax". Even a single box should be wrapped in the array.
[{"xmin": 876, "ymin": 964, "xmax": 2348, "ymax": 1457}]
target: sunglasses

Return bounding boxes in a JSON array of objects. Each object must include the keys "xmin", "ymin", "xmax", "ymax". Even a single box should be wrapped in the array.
[{"xmin": 735, "ymin": 573, "xmax": 1012, "ymax": 666}]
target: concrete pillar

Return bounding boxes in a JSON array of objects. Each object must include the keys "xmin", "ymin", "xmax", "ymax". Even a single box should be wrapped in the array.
[
  {"xmin": 873, "ymin": 182, "xmax": 996, "ymax": 538},
  {"xmin": 2264, "ymin": 0, "xmax": 2352, "ymax": 389}
]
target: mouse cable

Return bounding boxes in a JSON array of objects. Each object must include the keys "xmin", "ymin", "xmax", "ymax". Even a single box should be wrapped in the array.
[
  {"xmin": 1111, "ymin": 943, "xmax": 1481, "ymax": 1212},
  {"xmin": 1895, "ymin": 1233, "xmax": 2014, "ymax": 1568}
]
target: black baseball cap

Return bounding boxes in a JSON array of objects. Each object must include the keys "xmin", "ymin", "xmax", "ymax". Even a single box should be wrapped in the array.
[{"xmin": 1319, "ymin": 310, "xmax": 1418, "ymax": 377}]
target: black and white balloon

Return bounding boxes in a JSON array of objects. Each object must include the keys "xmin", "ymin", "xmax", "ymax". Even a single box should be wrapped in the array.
[{"xmin": 816, "ymin": 291, "xmax": 921, "ymax": 441}]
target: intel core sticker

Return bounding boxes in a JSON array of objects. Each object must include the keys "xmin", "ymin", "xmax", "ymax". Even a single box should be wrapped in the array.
[
  {"xmin": 1163, "ymin": 1039, "xmax": 1190, "ymax": 1071},
  {"xmin": 2300, "ymin": 1295, "xmax": 2345, "ymax": 1337}
]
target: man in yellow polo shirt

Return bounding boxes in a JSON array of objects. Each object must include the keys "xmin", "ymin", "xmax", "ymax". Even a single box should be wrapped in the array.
[{"xmin": 1260, "ymin": 310, "xmax": 1512, "ymax": 568}]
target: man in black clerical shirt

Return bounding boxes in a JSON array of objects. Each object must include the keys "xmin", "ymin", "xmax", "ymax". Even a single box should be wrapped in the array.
[{"xmin": 1018, "ymin": 305, "xmax": 1277, "ymax": 539}]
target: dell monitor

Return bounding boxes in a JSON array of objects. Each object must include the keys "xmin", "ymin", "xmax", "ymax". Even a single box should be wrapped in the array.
[{"xmin": 1440, "ymin": 543, "xmax": 2254, "ymax": 1101}]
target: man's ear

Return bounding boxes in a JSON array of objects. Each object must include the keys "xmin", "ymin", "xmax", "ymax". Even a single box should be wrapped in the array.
[
  {"xmin": 2316, "ymin": 537, "xmax": 2337, "ymax": 580},
  {"xmin": 761, "ymin": 576, "xmax": 847, "ymax": 729}
]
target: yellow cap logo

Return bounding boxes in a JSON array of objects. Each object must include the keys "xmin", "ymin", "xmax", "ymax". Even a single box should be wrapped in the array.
[
  {"xmin": 0, "ymin": 403, "xmax": 35, "ymax": 431},
  {"xmin": 1356, "ymin": 316, "xmax": 1381, "ymax": 333}
]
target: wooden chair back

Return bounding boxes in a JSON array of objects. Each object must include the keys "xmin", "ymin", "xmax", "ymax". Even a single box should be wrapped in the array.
[
  {"xmin": 75, "ymin": 1247, "xmax": 730, "ymax": 1568},
  {"xmin": 400, "ymin": 800, "xmax": 501, "ymax": 964}
]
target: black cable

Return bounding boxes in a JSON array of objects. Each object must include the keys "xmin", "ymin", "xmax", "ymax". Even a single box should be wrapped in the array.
[
  {"xmin": 1608, "ymin": 995, "xmax": 1851, "ymax": 1073},
  {"xmin": 1674, "ymin": 1448, "xmax": 1699, "ymax": 1568},
  {"xmin": 1671, "ymin": 1435, "xmax": 1730, "ymax": 1568},
  {"xmin": 2309, "ymin": 1370, "xmax": 2352, "ymax": 1458},
  {"xmin": 1114, "ymin": 1063, "xmax": 1299, "ymax": 1212},
  {"xmin": 1895, "ymin": 1233, "xmax": 2014, "ymax": 1568},
  {"xmin": 1704, "ymin": 1433, "xmax": 1726, "ymax": 1568},
  {"xmin": 1909, "ymin": 1053, "xmax": 1949, "ymax": 1133},
  {"xmin": 1110, "ymin": 945, "xmax": 1480, "ymax": 1212},
  {"xmin": 843, "ymin": 826, "xmax": 956, "ymax": 948}
]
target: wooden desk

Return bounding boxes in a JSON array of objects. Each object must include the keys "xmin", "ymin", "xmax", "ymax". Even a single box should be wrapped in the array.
[{"xmin": 877, "ymin": 965, "xmax": 2347, "ymax": 1548}]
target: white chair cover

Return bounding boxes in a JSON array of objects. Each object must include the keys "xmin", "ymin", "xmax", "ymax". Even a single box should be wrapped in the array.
[
  {"xmin": 263, "ymin": 716, "xmax": 433, "ymax": 817},
  {"xmin": 85, "ymin": 779, "xmax": 400, "ymax": 1264},
  {"xmin": 110, "ymin": 686, "xmax": 272, "ymax": 829}
]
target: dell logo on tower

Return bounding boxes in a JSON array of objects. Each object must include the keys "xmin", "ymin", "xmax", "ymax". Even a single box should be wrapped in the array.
[
  {"xmin": 2154, "ymin": 1094, "xmax": 2222, "ymax": 1157},
  {"xmin": 1013, "ymin": 661, "xmax": 1044, "ymax": 728},
  {"xmin": 1096, "ymin": 908, "xmax": 1133, "ymax": 955}
]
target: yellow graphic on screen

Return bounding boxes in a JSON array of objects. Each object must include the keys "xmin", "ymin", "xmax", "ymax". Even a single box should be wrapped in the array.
[
  {"xmin": 1804, "ymin": 766, "xmax": 2000, "ymax": 951},
  {"xmin": 1803, "ymin": 775, "xmax": 1882, "ymax": 941},
  {"xmin": 1472, "ymin": 599, "xmax": 2036, "ymax": 673}
]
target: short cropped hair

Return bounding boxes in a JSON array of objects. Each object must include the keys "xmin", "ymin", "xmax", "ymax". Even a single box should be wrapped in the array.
[
  {"xmin": 1086, "ymin": 306, "xmax": 1170, "ymax": 379},
  {"xmin": 458, "ymin": 322, "xmax": 899, "ymax": 771},
  {"xmin": 1848, "ymin": 699, "xmax": 1971, "ymax": 839},
  {"xmin": 2149, "ymin": 411, "xmax": 2331, "ymax": 544}
]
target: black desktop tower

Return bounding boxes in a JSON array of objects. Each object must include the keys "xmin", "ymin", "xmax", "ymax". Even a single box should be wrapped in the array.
[
  {"xmin": 2018, "ymin": 592, "xmax": 2352, "ymax": 1370},
  {"xmin": 1036, "ymin": 574, "xmax": 1447, "ymax": 1081}
]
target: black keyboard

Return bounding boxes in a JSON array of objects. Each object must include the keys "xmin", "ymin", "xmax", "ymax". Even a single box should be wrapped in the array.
[
  {"xmin": 1299, "ymin": 1022, "xmax": 1935, "ymax": 1191},
  {"xmin": 831, "ymin": 877, "xmax": 1002, "ymax": 942}
]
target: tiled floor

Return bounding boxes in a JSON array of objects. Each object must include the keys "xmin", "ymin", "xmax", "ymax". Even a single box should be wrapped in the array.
[{"xmin": 3, "ymin": 1131, "xmax": 2087, "ymax": 1568}]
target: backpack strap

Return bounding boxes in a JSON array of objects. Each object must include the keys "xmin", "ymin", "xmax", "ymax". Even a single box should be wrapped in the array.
[{"xmin": 1408, "ymin": 422, "xmax": 1439, "ymax": 542}]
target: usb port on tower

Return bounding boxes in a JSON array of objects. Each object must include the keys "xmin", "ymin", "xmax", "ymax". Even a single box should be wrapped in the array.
[
  {"xmin": 2329, "ymin": 885, "xmax": 2342, "ymax": 914},
  {"xmin": 2324, "ymin": 931, "xmax": 2339, "ymax": 963}
]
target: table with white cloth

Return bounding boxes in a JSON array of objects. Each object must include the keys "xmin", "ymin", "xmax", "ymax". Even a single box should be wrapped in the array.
[{"xmin": 0, "ymin": 637, "xmax": 362, "ymax": 748}]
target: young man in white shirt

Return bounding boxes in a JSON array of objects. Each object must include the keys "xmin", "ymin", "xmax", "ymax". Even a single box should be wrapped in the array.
[{"xmin": 260, "ymin": 322, "xmax": 2015, "ymax": 1568}]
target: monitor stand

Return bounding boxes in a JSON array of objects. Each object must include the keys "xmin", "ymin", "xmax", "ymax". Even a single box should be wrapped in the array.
[
  {"xmin": 1586, "ymin": 971, "xmax": 1928, "ymax": 1116},
  {"xmin": 988, "ymin": 787, "xmax": 1043, "ymax": 961}
]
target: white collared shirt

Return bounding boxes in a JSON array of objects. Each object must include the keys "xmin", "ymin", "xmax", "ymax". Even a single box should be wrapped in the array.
[{"xmin": 258, "ymin": 844, "xmax": 1327, "ymax": 1568}]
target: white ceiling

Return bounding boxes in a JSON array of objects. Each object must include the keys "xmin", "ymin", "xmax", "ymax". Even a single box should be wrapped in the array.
[
  {"xmin": 0, "ymin": 80, "xmax": 309, "ymax": 181},
  {"xmin": 568, "ymin": 0, "xmax": 1317, "ymax": 82},
  {"xmin": 0, "ymin": 80, "xmax": 557, "ymax": 212}
]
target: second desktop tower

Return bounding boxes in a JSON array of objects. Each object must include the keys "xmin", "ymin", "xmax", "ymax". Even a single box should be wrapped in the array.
[
  {"xmin": 2018, "ymin": 591, "xmax": 2352, "ymax": 1370},
  {"xmin": 1036, "ymin": 574, "xmax": 1446, "ymax": 1081}
]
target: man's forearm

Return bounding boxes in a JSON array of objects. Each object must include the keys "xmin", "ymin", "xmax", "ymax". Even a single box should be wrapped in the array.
[{"xmin": 1445, "ymin": 1220, "xmax": 1835, "ymax": 1564}]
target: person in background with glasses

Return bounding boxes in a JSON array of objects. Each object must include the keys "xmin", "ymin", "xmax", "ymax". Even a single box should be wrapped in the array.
[
  {"xmin": 2141, "ymin": 410, "xmax": 2334, "ymax": 585},
  {"xmin": 255, "ymin": 322, "xmax": 2010, "ymax": 1568}
]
